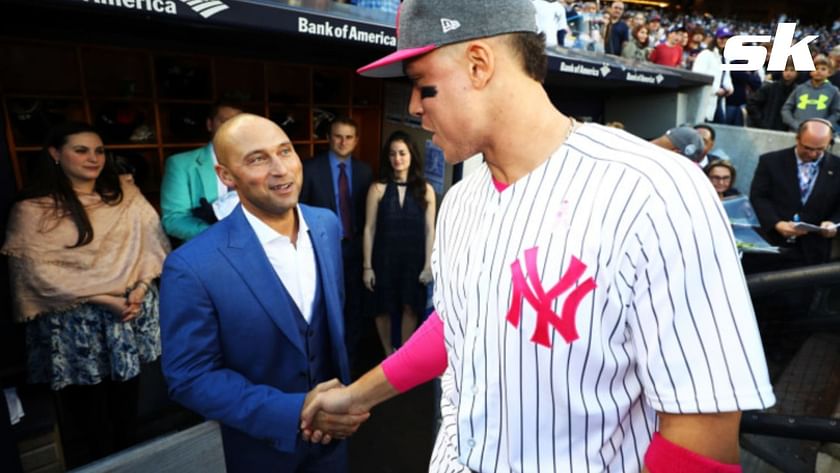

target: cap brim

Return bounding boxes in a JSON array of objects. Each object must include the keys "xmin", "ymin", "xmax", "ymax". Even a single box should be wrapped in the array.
[{"xmin": 357, "ymin": 44, "xmax": 438, "ymax": 78}]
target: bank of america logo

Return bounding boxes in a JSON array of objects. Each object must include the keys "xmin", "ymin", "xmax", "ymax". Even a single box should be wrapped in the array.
[{"xmin": 179, "ymin": 0, "xmax": 229, "ymax": 18}]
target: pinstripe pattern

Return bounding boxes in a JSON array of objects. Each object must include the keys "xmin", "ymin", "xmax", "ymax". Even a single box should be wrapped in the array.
[{"xmin": 428, "ymin": 123, "xmax": 775, "ymax": 473}]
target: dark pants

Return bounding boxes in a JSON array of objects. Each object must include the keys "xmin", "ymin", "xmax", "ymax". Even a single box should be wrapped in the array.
[
  {"xmin": 55, "ymin": 377, "xmax": 139, "ymax": 468},
  {"xmin": 341, "ymin": 238, "xmax": 364, "ymax": 371}
]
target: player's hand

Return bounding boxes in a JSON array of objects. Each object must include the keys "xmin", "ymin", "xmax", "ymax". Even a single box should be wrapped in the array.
[
  {"xmin": 775, "ymin": 221, "xmax": 807, "ymax": 239},
  {"xmin": 300, "ymin": 382, "xmax": 370, "ymax": 444},
  {"xmin": 363, "ymin": 268, "xmax": 375, "ymax": 292},
  {"xmin": 819, "ymin": 221, "xmax": 837, "ymax": 238},
  {"xmin": 418, "ymin": 267, "xmax": 433, "ymax": 285}
]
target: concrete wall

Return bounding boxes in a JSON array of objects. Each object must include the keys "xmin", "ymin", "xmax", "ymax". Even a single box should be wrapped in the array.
[{"xmin": 73, "ymin": 421, "xmax": 225, "ymax": 473}]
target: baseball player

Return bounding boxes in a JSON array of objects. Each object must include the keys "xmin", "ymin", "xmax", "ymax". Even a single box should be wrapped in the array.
[{"xmin": 301, "ymin": 1, "xmax": 775, "ymax": 472}]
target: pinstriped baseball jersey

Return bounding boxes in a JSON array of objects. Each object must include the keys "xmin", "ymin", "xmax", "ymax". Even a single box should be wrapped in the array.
[{"xmin": 428, "ymin": 123, "xmax": 775, "ymax": 473}]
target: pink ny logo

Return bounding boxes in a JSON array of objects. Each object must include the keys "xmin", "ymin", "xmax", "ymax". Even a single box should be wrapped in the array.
[{"xmin": 506, "ymin": 247, "xmax": 597, "ymax": 348}]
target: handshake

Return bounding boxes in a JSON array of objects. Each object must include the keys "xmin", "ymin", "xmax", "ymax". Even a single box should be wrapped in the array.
[{"xmin": 300, "ymin": 379, "xmax": 371, "ymax": 444}]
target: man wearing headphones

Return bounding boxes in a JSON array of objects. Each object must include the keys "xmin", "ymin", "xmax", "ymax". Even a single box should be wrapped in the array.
[{"xmin": 750, "ymin": 118, "xmax": 840, "ymax": 268}]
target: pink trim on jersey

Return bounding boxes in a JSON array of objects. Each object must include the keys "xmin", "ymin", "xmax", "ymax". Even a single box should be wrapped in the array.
[
  {"xmin": 644, "ymin": 433, "xmax": 741, "ymax": 473},
  {"xmin": 381, "ymin": 311, "xmax": 447, "ymax": 393},
  {"xmin": 492, "ymin": 177, "xmax": 509, "ymax": 192}
]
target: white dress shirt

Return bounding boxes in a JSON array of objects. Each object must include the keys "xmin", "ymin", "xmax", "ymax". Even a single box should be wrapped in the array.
[{"xmin": 242, "ymin": 206, "xmax": 317, "ymax": 323}]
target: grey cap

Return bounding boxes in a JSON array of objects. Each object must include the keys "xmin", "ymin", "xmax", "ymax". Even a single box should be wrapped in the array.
[
  {"xmin": 666, "ymin": 126, "xmax": 705, "ymax": 162},
  {"xmin": 358, "ymin": 0, "xmax": 539, "ymax": 78}
]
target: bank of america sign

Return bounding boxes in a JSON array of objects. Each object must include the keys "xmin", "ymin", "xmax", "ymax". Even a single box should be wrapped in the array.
[
  {"xmin": 81, "ymin": 0, "xmax": 230, "ymax": 19},
  {"xmin": 180, "ymin": 0, "xmax": 229, "ymax": 18}
]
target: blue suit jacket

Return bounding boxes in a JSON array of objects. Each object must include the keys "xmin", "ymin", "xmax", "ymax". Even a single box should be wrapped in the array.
[{"xmin": 160, "ymin": 204, "xmax": 350, "ymax": 468}]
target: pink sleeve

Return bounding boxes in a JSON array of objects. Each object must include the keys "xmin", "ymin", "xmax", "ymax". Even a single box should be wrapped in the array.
[
  {"xmin": 381, "ymin": 311, "xmax": 447, "ymax": 393},
  {"xmin": 645, "ymin": 433, "xmax": 741, "ymax": 473}
]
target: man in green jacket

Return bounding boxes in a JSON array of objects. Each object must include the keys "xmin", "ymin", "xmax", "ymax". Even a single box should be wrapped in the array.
[{"xmin": 160, "ymin": 100, "xmax": 243, "ymax": 241}]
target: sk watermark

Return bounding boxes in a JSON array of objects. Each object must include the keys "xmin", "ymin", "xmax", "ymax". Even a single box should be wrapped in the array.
[{"xmin": 722, "ymin": 23, "xmax": 818, "ymax": 72}]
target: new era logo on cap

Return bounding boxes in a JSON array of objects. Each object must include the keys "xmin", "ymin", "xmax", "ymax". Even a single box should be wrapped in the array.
[
  {"xmin": 357, "ymin": 0, "xmax": 538, "ymax": 78},
  {"xmin": 441, "ymin": 18, "xmax": 461, "ymax": 34}
]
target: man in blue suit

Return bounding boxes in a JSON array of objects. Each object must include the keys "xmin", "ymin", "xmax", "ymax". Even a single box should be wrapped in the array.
[{"xmin": 160, "ymin": 114, "xmax": 370, "ymax": 472}]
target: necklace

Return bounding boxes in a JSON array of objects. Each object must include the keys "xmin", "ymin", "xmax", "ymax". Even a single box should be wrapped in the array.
[{"xmin": 565, "ymin": 116, "xmax": 579, "ymax": 141}]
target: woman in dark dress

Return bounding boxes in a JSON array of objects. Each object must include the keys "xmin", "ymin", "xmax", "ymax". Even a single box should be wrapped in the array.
[{"xmin": 362, "ymin": 132, "xmax": 436, "ymax": 356}]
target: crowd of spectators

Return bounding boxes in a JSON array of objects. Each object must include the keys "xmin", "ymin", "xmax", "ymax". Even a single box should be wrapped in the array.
[
  {"xmin": 529, "ymin": 0, "xmax": 840, "ymax": 62},
  {"xmin": 525, "ymin": 0, "xmax": 840, "ymax": 132},
  {"xmin": 334, "ymin": 0, "xmax": 840, "ymax": 132}
]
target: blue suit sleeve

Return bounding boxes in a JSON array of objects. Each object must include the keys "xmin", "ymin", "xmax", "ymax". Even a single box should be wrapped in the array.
[{"xmin": 159, "ymin": 253, "xmax": 306, "ymax": 453}]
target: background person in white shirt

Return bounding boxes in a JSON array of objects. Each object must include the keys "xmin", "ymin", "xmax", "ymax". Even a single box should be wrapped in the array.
[{"xmin": 532, "ymin": 0, "xmax": 569, "ymax": 48}]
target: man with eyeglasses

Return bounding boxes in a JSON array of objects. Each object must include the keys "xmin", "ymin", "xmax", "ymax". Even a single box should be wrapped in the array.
[{"xmin": 750, "ymin": 118, "xmax": 840, "ymax": 267}]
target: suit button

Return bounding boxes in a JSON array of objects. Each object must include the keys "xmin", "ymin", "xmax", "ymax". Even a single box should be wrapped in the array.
[
  {"xmin": 299, "ymin": 371, "xmax": 307, "ymax": 379},
  {"xmin": 307, "ymin": 330, "xmax": 315, "ymax": 339},
  {"xmin": 309, "ymin": 355, "xmax": 317, "ymax": 363}
]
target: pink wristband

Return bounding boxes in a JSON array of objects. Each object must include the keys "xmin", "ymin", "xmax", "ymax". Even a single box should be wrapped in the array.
[
  {"xmin": 645, "ymin": 433, "xmax": 741, "ymax": 473},
  {"xmin": 381, "ymin": 311, "xmax": 447, "ymax": 393}
]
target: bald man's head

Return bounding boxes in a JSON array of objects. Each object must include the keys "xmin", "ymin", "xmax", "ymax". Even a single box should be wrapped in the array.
[
  {"xmin": 798, "ymin": 119, "xmax": 833, "ymax": 141},
  {"xmin": 796, "ymin": 119, "xmax": 834, "ymax": 162},
  {"xmin": 213, "ymin": 113, "xmax": 303, "ymax": 221},
  {"xmin": 213, "ymin": 113, "xmax": 272, "ymax": 166}
]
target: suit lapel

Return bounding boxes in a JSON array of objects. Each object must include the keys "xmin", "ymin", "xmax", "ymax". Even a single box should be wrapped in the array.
[
  {"xmin": 321, "ymin": 156, "xmax": 337, "ymax": 212},
  {"xmin": 219, "ymin": 207, "xmax": 305, "ymax": 355},
  {"xmin": 808, "ymin": 153, "xmax": 839, "ymax": 210},
  {"xmin": 301, "ymin": 206, "xmax": 350, "ymax": 379},
  {"xmin": 197, "ymin": 144, "xmax": 219, "ymax": 203},
  {"xmin": 784, "ymin": 151, "xmax": 801, "ymax": 205},
  {"xmin": 351, "ymin": 158, "xmax": 366, "ymax": 202}
]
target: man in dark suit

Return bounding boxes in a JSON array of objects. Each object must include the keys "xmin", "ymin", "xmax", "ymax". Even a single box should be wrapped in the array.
[
  {"xmin": 160, "ymin": 114, "xmax": 369, "ymax": 473},
  {"xmin": 750, "ymin": 118, "xmax": 840, "ymax": 269},
  {"xmin": 300, "ymin": 117, "xmax": 373, "ymax": 370}
]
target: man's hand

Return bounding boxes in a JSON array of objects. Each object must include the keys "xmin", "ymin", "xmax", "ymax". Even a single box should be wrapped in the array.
[
  {"xmin": 819, "ymin": 221, "xmax": 838, "ymax": 238},
  {"xmin": 775, "ymin": 220, "xmax": 808, "ymax": 239},
  {"xmin": 191, "ymin": 198, "xmax": 218, "ymax": 224},
  {"xmin": 301, "ymin": 380, "xmax": 370, "ymax": 444}
]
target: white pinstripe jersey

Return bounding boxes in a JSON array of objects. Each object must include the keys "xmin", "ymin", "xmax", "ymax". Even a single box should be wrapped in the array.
[{"xmin": 429, "ymin": 123, "xmax": 775, "ymax": 473}]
